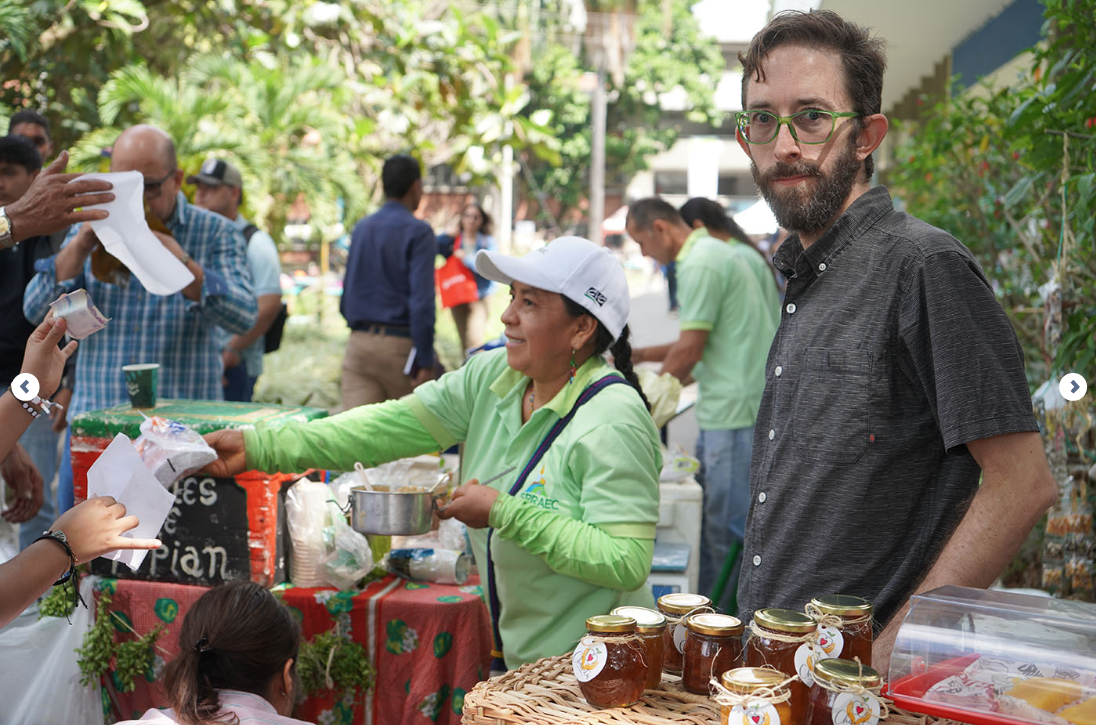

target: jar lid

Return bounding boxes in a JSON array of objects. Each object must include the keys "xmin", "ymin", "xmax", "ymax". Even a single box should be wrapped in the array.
[
  {"xmin": 753, "ymin": 608, "xmax": 817, "ymax": 634},
  {"xmin": 586, "ymin": 614, "xmax": 636, "ymax": 634},
  {"xmin": 811, "ymin": 595, "xmax": 873, "ymax": 617},
  {"xmin": 721, "ymin": 667, "xmax": 789, "ymax": 694},
  {"xmin": 686, "ymin": 613, "xmax": 743, "ymax": 636},
  {"xmin": 657, "ymin": 593, "xmax": 711, "ymax": 615},
  {"xmin": 813, "ymin": 658, "xmax": 882, "ymax": 688},
  {"xmin": 611, "ymin": 606, "xmax": 667, "ymax": 632}
]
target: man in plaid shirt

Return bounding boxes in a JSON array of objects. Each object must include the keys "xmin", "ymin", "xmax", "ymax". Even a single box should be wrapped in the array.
[{"xmin": 23, "ymin": 125, "xmax": 256, "ymax": 510}]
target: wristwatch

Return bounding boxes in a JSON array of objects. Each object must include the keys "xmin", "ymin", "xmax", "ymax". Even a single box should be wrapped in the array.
[{"xmin": 0, "ymin": 206, "xmax": 14, "ymax": 249}]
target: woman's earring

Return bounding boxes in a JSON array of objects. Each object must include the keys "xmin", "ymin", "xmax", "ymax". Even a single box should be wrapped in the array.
[{"xmin": 569, "ymin": 349, "xmax": 577, "ymax": 384}]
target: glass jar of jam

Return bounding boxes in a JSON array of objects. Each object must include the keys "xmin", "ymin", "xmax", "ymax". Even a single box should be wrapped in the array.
[
  {"xmin": 681, "ymin": 613, "xmax": 744, "ymax": 695},
  {"xmin": 572, "ymin": 614, "xmax": 647, "ymax": 708},
  {"xmin": 656, "ymin": 593, "xmax": 711, "ymax": 675},
  {"xmin": 745, "ymin": 608, "xmax": 818, "ymax": 724},
  {"xmin": 611, "ymin": 606, "xmax": 667, "ymax": 690},
  {"xmin": 806, "ymin": 658, "xmax": 883, "ymax": 725},
  {"xmin": 808, "ymin": 595, "xmax": 874, "ymax": 667},
  {"xmin": 719, "ymin": 667, "xmax": 794, "ymax": 725}
]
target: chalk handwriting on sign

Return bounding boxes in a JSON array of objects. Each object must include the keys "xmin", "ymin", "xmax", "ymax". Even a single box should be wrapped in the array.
[{"xmin": 94, "ymin": 475, "xmax": 253, "ymax": 585}]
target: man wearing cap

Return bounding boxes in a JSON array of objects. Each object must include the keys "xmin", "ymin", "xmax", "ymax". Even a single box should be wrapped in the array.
[
  {"xmin": 340, "ymin": 154, "xmax": 436, "ymax": 409},
  {"xmin": 190, "ymin": 158, "xmax": 283, "ymax": 402},
  {"xmin": 23, "ymin": 124, "xmax": 256, "ymax": 515},
  {"xmin": 627, "ymin": 197, "xmax": 779, "ymax": 612}
]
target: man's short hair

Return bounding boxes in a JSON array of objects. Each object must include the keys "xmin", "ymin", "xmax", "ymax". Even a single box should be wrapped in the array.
[
  {"xmin": 738, "ymin": 9, "xmax": 887, "ymax": 177},
  {"xmin": 679, "ymin": 197, "xmax": 751, "ymax": 244},
  {"xmin": 8, "ymin": 110, "xmax": 50, "ymax": 138},
  {"xmin": 382, "ymin": 154, "xmax": 422, "ymax": 199},
  {"xmin": 0, "ymin": 135, "xmax": 43, "ymax": 173},
  {"xmin": 626, "ymin": 197, "xmax": 684, "ymax": 232}
]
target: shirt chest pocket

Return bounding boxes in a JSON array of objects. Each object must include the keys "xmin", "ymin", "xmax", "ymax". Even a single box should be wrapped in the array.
[{"xmin": 790, "ymin": 347, "xmax": 876, "ymax": 464}]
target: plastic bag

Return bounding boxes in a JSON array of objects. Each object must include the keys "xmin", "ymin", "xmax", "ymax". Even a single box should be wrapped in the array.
[
  {"xmin": 660, "ymin": 444, "xmax": 700, "ymax": 482},
  {"xmin": 320, "ymin": 501, "xmax": 374, "ymax": 590},
  {"xmin": 438, "ymin": 517, "xmax": 471, "ymax": 553},
  {"xmin": 637, "ymin": 369, "xmax": 683, "ymax": 428},
  {"xmin": 0, "ymin": 577, "xmax": 103, "ymax": 725},
  {"xmin": 133, "ymin": 416, "xmax": 218, "ymax": 487}
]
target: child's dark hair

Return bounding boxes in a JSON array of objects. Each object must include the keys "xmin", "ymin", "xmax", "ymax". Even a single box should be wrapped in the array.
[
  {"xmin": 0, "ymin": 135, "xmax": 42, "ymax": 173},
  {"xmin": 561, "ymin": 296, "xmax": 651, "ymax": 413},
  {"xmin": 161, "ymin": 582, "xmax": 300, "ymax": 725}
]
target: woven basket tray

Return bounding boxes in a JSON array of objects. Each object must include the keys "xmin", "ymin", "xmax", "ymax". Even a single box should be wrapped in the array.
[{"xmin": 461, "ymin": 654, "xmax": 966, "ymax": 725}]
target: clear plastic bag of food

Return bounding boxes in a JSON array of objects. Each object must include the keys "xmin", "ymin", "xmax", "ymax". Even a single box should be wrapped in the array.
[
  {"xmin": 321, "ymin": 501, "xmax": 374, "ymax": 590},
  {"xmin": 133, "ymin": 415, "xmax": 218, "ymax": 487}
]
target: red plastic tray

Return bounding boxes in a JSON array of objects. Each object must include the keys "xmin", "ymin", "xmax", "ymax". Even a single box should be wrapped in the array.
[{"xmin": 886, "ymin": 654, "xmax": 1062, "ymax": 725}]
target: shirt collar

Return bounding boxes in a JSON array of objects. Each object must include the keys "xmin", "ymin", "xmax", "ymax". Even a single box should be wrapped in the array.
[
  {"xmin": 232, "ymin": 214, "xmax": 251, "ymax": 230},
  {"xmin": 489, "ymin": 354, "xmax": 618, "ymax": 419},
  {"xmin": 773, "ymin": 185, "xmax": 894, "ymax": 279},
  {"xmin": 167, "ymin": 190, "xmax": 190, "ymax": 230},
  {"xmin": 216, "ymin": 689, "xmax": 277, "ymax": 713},
  {"xmin": 676, "ymin": 227, "xmax": 710, "ymax": 263}
]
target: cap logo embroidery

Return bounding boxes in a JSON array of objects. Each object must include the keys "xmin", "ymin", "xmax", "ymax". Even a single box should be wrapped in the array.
[
  {"xmin": 584, "ymin": 287, "xmax": 607, "ymax": 307},
  {"xmin": 201, "ymin": 159, "xmax": 219, "ymax": 175}
]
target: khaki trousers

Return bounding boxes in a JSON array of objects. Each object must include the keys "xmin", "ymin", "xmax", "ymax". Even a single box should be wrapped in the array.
[
  {"xmin": 341, "ymin": 330, "xmax": 415, "ymax": 410},
  {"xmin": 450, "ymin": 299, "xmax": 488, "ymax": 353}
]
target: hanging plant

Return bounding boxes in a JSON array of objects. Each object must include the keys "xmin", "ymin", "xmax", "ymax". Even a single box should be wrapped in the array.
[
  {"xmin": 76, "ymin": 591, "xmax": 166, "ymax": 692},
  {"xmin": 298, "ymin": 627, "xmax": 376, "ymax": 703}
]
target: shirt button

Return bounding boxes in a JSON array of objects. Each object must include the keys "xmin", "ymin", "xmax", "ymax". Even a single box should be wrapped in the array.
[
  {"xmin": 818, "ymin": 262, "xmax": 827, "ymax": 272},
  {"xmin": 753, "ymin": 555, "xmax": 762, "ymax": 567},
  {"xmin": 758, "ymin": 492, "xmax": 767, "ymax": 503},
  {"xmin": 768, "ymin": 429, "xmax": 775, "ymax": 441},
  {"xmin": 786, "ymin": 303, "xmax": 796, "ymax": 314},
  {"xmin": 774, "ymin": 366, "xmax": 783, "ymax": 377}
]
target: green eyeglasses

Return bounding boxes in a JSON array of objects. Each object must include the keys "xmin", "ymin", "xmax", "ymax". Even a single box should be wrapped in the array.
[{"xmin": 735, "ymin": 109, "xmax": 860, "ymax": 145}]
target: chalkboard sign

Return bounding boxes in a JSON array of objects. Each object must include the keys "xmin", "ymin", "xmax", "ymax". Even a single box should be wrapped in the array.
[{"xmin": 92, "ymin": 474, "xmax": 283, "ymax": 586}]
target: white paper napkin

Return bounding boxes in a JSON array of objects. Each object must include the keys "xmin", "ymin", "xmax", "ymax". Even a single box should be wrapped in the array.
[
  {"xmin": 77, "ymin": 171, "xmax": 195, "ymax": 295},
  {"xmin": 85, "ymin": 433, "xmax": 175, "ymax": 570}
]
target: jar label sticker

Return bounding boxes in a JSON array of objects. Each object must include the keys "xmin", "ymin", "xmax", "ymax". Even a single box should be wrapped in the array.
[
  {"xmin": 794, "ymin": 642, "xmax": 819, "ymax": 687},
  {"xmin": 832, "ymin": 692, "xmax": 881, "ymax": 725},
  {"xmin": 730, "ymin": 701, "xmax": 781, "ymax": 725},
  {"xmin": 572, "ymin": 638, "xmax": 608, "ymax": 682},
  {"xmin": 816, "ymin": 624, "xmax": 843, "ymax": 659},
  {"xmin": 673, "ymin": 622, "xmax": 689, "ymax": 654}
]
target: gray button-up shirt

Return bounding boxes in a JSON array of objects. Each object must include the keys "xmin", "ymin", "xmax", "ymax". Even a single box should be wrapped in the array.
[{"xmin": 737, "ymin": 186, "xmax": 1038, "ymax": 630}]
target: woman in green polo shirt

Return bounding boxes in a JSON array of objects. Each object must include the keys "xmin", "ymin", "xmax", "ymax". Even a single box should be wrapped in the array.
[{"xmin": 202, "ymin": 236, "xmax": 662, "ymax": 670}]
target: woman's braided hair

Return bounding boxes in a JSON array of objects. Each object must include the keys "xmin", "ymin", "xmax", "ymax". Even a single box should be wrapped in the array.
[{"xmin": 561, "ymin": 296, "xmax": 651, "ymax": 412}]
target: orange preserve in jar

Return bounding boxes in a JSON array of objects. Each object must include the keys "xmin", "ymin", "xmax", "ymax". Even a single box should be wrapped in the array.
[
  {"xmin": 656, "ymin": 593, "xmax": 711, "ymax": 675},
  {"xmin": 682, "ymin": 613, "xmax": 744, "ymax": 694},
  {"xmin": 745, "ymin": 608, "xmax": 818, "ymax": 724},
  {"xmin": 572, "ymin": 615, "xmax": 647, "ymax": 708},
  {"xmin": 806, "ymin": 658, "xmax": 883, "ymax": 725},
  {"xmin": 809, "ymin": 595, "xmax": 874, "ymax": 667},
  {"xmin": 719, "ymin": 667, "xmax": 794, "ymax": 725},
  {"xmin": 612, "ymin": 606, "xmax": 667, "ymax": 690}
]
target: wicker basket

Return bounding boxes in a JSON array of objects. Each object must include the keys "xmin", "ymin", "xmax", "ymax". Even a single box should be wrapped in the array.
[{"xmin": 461, "ymin": 654, "xmax": 967, "ymax": 725}]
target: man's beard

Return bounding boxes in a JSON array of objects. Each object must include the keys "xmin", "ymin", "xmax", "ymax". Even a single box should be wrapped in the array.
[{"xmin": 751, "ymin": 137, "xmax": 862, "ymax": 235}]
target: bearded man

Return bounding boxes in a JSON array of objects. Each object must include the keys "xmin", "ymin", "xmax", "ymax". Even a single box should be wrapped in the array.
[{"xmin": 732, "ymin": 10, "xmax": 1055, "ymax": 670}]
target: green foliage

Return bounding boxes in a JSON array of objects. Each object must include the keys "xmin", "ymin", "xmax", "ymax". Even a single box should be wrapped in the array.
[
  {"xmin": 298, "ymin": 628, "xmax": 375, "ymax": 702},
  {"xmin": 37, "ymin": 580, "xmax": 78, "ymax": 620},
  {"xmin": 76, "ymin": 591, "xmax": 166, "ymax": 692},
  {"xmin": 887, "ymin": 0, "xmax": 1096, "ymax": 384},
  {"xmin": 519, "ymin": 0, "xmax": 724, "ymax": 225}
]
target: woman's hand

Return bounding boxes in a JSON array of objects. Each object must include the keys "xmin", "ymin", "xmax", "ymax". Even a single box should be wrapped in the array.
[
  {"xmin": 20, "ymin": 315, "xmax": 78, "ymax": 400},
  {"xmin": 438, "ymin": 481, "xmax": 499, "ymax": 529},
  {"xmin": 51, "ymin": 496, "xmax": 161, "ymax": 562},
  {"xmin": 200, "ymin": 430, "xmax": 247, "ymax": 478}
]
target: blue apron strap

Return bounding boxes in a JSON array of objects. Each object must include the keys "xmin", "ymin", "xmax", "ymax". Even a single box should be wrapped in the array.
[{"xmin": 485, "ymin": 375, "xmax": 627, "ymax": 669}]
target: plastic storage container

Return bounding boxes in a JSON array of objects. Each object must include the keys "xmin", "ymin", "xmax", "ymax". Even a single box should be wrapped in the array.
[{"xmin": 887, "ymin": 585, "xmax": 1096, "ymax": 725}]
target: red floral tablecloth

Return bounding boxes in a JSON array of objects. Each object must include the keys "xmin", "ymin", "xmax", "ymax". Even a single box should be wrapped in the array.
[{"xmin": 95, "ymin": 574, "xmax": 492, "ymax": 725}]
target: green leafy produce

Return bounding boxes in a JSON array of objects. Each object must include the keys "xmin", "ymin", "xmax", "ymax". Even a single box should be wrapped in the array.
[
  {"xmin": 298, "ymin": 628, "xmax": 375, "ymax": 703},
  {"xmin": 76, "ymin": 591, "xmax": 166, "ymax": 692}
]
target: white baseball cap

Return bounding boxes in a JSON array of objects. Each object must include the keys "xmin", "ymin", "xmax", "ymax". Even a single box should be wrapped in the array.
[{"xmin": 474, "ymin": 236, "xmax": 630, "ymax": 341}]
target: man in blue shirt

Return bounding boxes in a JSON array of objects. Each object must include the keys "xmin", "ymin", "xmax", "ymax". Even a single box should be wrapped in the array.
[
  {"xmin": 340, "ymin": 154, "xmax": 436, "ymax": 409},
  {"xmin": 23, "ymin": 124, "xmax": 256, "ymax": 514},
  {"xmin": 190, "ymin": 158, "xmax": 283, "ymax": 403}
]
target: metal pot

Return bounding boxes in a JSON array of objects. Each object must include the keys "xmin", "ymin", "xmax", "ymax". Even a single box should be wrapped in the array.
[{"xmin": 347, "ymin": 486, "xmax": 440, "ymax": 536}]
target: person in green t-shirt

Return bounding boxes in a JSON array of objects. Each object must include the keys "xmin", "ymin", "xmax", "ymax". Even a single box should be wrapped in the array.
[
  {"xmin": 626, "ymin": 197, "xmax": 779, "ymax": 613},
  {"xmin": 201, "ymin": 236, "xmax": 662, "ymax": 671}
]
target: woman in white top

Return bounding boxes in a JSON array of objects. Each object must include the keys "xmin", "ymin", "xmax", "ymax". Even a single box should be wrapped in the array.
[{"xmin": 117, "ymin": 582, "xmax": 310, "ymax": 725}]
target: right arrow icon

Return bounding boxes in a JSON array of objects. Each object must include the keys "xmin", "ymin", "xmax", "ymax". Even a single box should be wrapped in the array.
[{"xmin": 1060, "ymin": 373, "xmax": 1088, "ymax": 402}]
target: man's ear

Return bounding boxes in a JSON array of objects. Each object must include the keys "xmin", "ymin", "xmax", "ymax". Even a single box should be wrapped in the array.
[
  {"xmin": 856, "ymin": 114, "xmax": 889, "ymax": 160},
  {"xmin": 736, "ymin": 127, "xmax": 755, "ymax": 159}
]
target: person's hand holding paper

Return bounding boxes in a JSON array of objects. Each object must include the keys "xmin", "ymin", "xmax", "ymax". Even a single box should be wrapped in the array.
[{"xmin": 85, "ymin": 433, "xmax": 175, "ymax": 570}]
